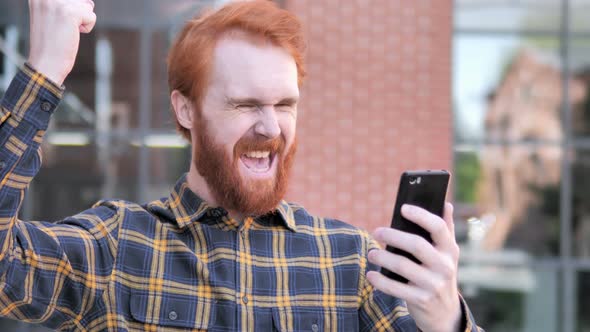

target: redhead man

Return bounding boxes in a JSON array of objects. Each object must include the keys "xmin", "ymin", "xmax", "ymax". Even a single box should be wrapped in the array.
[{"xmin": 0, "ymin": 0, "xmax": 481, "ymax": 331}]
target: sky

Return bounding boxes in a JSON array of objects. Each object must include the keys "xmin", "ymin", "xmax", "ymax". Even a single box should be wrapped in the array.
[{"xmin": 453, "ymin": 35, "xmax": 519, "ymax": 141}]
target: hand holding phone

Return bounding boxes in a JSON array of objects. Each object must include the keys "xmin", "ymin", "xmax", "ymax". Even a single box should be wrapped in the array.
[
  {"xmin": 367, "ymin": 170, "xmax": 463, "ymax": 331},
  {"xmin": 381, "ymin": 170, "xmax": 450, "ymax": 283}
]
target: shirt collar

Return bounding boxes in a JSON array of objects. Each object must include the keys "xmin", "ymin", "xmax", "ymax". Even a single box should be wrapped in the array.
[
  {"xmin": 168, "ymin": 174, "xmax": 297, "ymax": 232},
  {"xmin": 168, "ymin": 174, "xmax": 210, "ymax": 229},
  {"xmin": 275, "ymin": 200, "xmax": 297, "ymax": 232}
]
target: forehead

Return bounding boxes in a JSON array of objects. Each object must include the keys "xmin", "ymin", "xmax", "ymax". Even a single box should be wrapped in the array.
[{"xmin": 210, "ymin": 33, "xmax": 299, "ymax": 101}]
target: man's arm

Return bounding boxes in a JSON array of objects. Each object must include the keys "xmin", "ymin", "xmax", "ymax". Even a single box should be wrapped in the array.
[
  {"xmin": 0, "ymin": 63, "xmax": 121, "ymax": 330},
  {"xmin": 357, "ymin": 232, "xmax": 483, "ymax": 332},
  {"xmin": 0, "ymin": 1, "xmax": 120, "ymax": 329},
  {"xmin": 28, "ymin": 0, "xmax": 96, "ymax": 86}
]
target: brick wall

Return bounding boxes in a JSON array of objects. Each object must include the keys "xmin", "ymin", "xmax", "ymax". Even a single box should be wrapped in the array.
[{"xmin": 284, "ymin": 0, "xmax": 453, "ymax": 231}]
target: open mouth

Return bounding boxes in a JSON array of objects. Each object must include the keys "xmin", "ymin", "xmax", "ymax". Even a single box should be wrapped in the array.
[{"xmin": 239, "ymin": 150, "xmax": 277, "ymax": 175}]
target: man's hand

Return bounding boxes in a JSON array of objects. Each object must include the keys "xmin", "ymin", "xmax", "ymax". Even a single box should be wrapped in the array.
[
  {"xmin": 27, "ymin": 0, "xmax": 96, "ymax": 85},
  {"xmin": 367, "ymin": 203, "xmax": 462, "ymax": 332}
]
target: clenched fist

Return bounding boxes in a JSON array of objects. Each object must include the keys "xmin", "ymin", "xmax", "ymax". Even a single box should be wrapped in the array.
[{"xmin": 27, "ymin": 0, "xmax": 96, "ymax": 85}]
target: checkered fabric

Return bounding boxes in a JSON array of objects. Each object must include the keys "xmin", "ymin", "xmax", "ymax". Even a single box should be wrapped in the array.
[{"xmin": 0, "ymin": 65, "xmax": 482, "ymax": 331}]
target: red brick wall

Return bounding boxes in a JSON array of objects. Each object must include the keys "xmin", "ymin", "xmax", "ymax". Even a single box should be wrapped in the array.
[{"xmin": 284, "ymin": 0, "xmax": 453, "ymax": 231}]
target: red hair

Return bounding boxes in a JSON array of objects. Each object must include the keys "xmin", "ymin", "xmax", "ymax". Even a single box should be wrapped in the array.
[{"xmin": 167, "ymin": 0, "xmax": 306, "ymax": 140}]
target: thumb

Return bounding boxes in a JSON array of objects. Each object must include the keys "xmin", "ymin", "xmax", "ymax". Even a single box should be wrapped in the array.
[
  {"xmin": 80, "ymin": 14, "xmax": 96, "ymax": 34},
  {"xmin": 72, "ymin": 2, "xmax": 97, "ymax": 34}
]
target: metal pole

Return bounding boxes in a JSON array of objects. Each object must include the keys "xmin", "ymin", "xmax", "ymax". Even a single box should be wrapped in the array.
[
  {"xmin": 95, "ymin": 36, "xmax": 115, "ymax": 198},
  {"xmin": 1, "ymin": 25, "xmax": 19, "ymax": 90},
  {"xmin": 559, "ymin": 0, "xmax": 575, "ymax": 331},
  {"xmin": 137, "ymin": 2, "xmax": 153, "ymax": 203}
]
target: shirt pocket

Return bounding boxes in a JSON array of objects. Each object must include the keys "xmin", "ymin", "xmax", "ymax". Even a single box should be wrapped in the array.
[
  {"xmin": 129, "ymin": 292, "xmax": 214, "ymax": 330},
  {"xmin": 272, "ymin": 307, "xmax": 358, "ymax": 332}
]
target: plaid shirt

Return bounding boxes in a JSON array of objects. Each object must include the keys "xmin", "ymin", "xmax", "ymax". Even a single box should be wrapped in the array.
[{"xmin": 0, "ymin": 65, "xmax": 482, "ymax": 331}]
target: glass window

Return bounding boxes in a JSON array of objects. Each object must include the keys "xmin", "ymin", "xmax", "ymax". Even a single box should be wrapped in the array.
[
  {"xmin": 459, "ymin": 265, "xmax": 559, "ymax": 332},
  {"xmin": 147, "ymin": 146, "xmax": 191, "ymax": 200},
  {"xmin": 56, "ymin": 28, "xmax": 145, "ymax": 131},
  {"xmin": 0, "ymin": 0, "xmax": 207, "ymax": 136},
  {"xmin": 579, "ymin": 271, "xmax": 590, "ymax": 331},
  {"xmin": 56, "ymin": 30, "xmax": 180, "ymax": 132},
  {"xmin": 571, "ymin": 147, "xmax": 590, "ymax": 258},
  {"xmin": 56, "ymin": 32, "xmax": 98, "ymax": 131},
  {"xmin": 454, "ymin": 145, "xmax": 561, "ymax": 257},
  {"xmin": 0, "ymin": 0, "xmax": 27, "ymax": 27},
  {"xmin": 95, "ymin": 0, "xmax": 204, "ymax": 29},
  {"xmin": 25, "ymin": 143, "xmax": 140, "ymax": 221},
  {"xmin": 150, "ymin": 29, "xmax": 177, "ymax": 131},
  {"xmin": 454, "ymin": 1, "xmax": 590, "ymax": 331},
  {"xmin": 571, "ymin": 0, "xmax": 590, "ymax": 33},
  {"xmin": 453, "ymin": 35, "xmax": 561, "ymax": 143},
  {"xmin": 454, "ymin": 0, "xmax": 562, "ymax": 32},
  {"xmin": 570, "ymin": 38, "xmax": 590, "ymax": 138}
]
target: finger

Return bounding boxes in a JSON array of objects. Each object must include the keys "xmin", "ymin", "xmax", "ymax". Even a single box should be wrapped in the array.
[
  {"xmin": 366, "ymin": 270, "xmax": 428, "ymax": 305},
  {"xmin": 368, "ymin": 248, "xmax": 439, "ymax": 288},
  {"xmin": 401, "ymin": 204, "xmax": 453, "ymax": 250},
  {"xmin": 79, "ymin": 11, "xmax": 96, "ymax": 33},
  {"xmin": 443, "ymin": 202, "xmax": 461, "ymax": 261},
  {"xmin": 443, "ymin": 202, "xmax": 455, "ymax": 239},
  {"xmin": 84, "ymin": 0, "xmax": 95, "ymax": 10},
  {"xmin": 75, "ymin": 0, "xmax": 95, "ymax": 10},
  {"xmin": 70, "ymin": 2, "xmax": 96, "ymax": 33},
  {"xmin": 372, "ymin": 227, "xmax": 440, "ymax": 268}
]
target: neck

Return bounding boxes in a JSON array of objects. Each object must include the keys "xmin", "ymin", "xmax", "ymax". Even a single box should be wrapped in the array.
[{"xmin": 186, "ymin": 163, "xmax": 246, "ymax": 222}]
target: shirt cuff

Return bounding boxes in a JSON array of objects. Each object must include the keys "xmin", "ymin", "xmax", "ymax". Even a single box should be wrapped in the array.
[
  {"xmin": 1, "ymin": 63, "xmax": 65, "ymax": 130},
  {"xmin": 459, "ymin": 293, "xmax": 483, "ymax": 332},
  {"xmin": 23, "ymin": 62, "xmax": 66, "ymax": 96}
]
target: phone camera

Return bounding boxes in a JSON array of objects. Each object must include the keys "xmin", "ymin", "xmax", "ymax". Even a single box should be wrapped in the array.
[{"xmin": 409, "ymin": 176, "xmax": 421, "ymax": 185}]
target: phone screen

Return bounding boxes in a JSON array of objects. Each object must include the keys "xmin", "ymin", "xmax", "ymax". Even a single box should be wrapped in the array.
[{"xmin": 381, "ymin": 170, "xmax": 450, "ymax": 283}]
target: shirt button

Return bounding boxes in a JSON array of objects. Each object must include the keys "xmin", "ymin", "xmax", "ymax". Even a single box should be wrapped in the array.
[
  {"xmin": 0, "ymin": 161, "xmax": 5, "ymax": 170},
  {"xmin": 242, "ymin": 296, "xmax": 248, "ymax": 304},
  {"xmin": 209, "ymin": 208, "xmax": 225, "ymax": 218},
  {"xmin": 40, "ymin": 101, "xmax": 52, "ymax": 112},
  {"xmin": 168, "ymin": 311, "xmax": 178, "ymax": 321},
  {"xmin": 311, "ymin": 323, "xmax": 319, "ymax": 332}
]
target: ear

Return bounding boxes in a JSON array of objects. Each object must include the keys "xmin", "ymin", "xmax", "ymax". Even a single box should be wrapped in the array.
[{"xmin": 170, "ymin": 90, "xmax": 195, "ymax": 130}]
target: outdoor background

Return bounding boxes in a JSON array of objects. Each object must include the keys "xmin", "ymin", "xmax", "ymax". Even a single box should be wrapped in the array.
[{"xmin": 0, "ymin": 0, "xmax": 589, "ymax": 331}]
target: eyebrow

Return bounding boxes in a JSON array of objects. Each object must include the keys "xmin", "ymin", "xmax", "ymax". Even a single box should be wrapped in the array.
[{"xmin": 227, "ymin": 97, "xmax": 299, "ymax": 106}]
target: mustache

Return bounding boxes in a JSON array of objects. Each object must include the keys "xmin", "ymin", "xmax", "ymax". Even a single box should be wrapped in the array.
[{"xmin": 234, "ymin": 135, "xmax": 285, "ymax": 157}]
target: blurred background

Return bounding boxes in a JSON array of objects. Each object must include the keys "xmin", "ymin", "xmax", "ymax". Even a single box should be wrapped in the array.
[{"xmin": 0, "ymin": 0, "xmax": 589, "ymax": 331}]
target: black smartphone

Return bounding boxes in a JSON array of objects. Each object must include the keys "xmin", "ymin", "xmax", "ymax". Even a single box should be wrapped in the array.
[{"xmin": 381, "ymin": 170, "xmax": 450, "ymax": 283}]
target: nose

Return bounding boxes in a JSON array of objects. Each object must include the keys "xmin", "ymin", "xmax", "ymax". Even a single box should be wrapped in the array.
[{"xmin": 254, "ymin": 106, "xmax": 281, "ymax": 139}]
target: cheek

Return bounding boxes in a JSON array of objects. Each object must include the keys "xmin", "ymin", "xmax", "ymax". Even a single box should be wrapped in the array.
[
  {"xmin": 218, "ymin": 118, "xmax": 256, "ymax": 151},
  {"xmin": 281, "ymin": 118, "xmax": 297, "ymax": 146}
]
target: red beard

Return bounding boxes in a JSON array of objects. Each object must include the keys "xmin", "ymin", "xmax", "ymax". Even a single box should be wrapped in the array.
[{"xmin": 193, "ymin": 119, "xmax": 296, "ymax": 217}]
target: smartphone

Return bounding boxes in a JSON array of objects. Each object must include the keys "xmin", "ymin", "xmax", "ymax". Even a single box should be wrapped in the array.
[{"xmin": 381, "ymin": 170, "xmax": 450, "ymax": 283}]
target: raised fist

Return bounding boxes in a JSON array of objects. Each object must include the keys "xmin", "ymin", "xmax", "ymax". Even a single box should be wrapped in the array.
[{"xmin": 27, "ymin": 0, "xmax": 96, "ymax": 85}]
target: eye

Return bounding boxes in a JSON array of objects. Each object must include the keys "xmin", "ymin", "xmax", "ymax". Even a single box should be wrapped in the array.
[
  {"xmin": 236, "ymin": 104, "xmax": 257, "ymax": 111},
  {"xmin": 275, "ymin": 103, "xmax": 294, "ymax": 111}
]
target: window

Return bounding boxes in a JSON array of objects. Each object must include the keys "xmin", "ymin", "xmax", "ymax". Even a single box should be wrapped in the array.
[{"xmin": 453, "ymin": 0, "xmax": 590, "ymax": 330}]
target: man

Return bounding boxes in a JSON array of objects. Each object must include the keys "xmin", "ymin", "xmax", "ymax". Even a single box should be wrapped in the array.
[{"xmin": 0, "ymin": 0, "xmax": 481, "ymax": 331}]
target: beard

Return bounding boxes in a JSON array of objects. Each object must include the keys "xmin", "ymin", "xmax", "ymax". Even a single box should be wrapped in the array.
[{"xmin": 193, "ymin": 119, "xmax": 297, "ymax": 217}]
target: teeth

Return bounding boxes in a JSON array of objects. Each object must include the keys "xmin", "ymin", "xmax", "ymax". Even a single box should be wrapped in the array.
[{"xmin": 245, "ymin": 150, "xmax": 270, "ymax": 159}]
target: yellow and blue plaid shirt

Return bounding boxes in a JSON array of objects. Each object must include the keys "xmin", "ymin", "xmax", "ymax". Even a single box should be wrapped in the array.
[{"xmin": 0, "ymin": 65, "xmax": 481, "ymax": 331}]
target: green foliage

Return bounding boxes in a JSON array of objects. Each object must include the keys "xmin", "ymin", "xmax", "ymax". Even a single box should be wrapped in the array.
[{"xmin": 455, "ymin": 151, "xmax": 481, "ymax": 203}]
